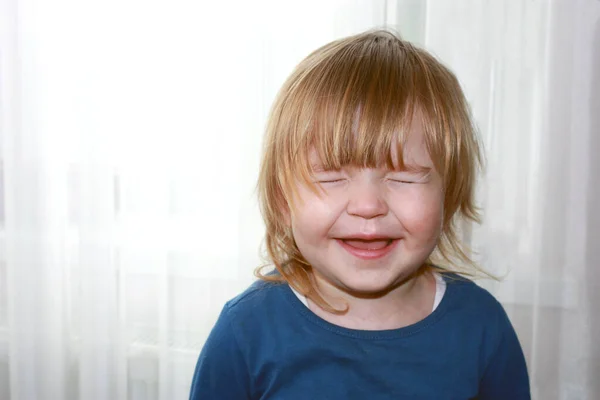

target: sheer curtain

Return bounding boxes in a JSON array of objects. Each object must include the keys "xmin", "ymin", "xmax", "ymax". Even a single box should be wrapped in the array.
[{"xmin": 0, "ymin": 1, "xmax": 597, "ymax": 400}]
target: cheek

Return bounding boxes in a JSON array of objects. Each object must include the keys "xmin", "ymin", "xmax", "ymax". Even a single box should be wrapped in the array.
[
  {"xmin": 394, "ymin": 188, "xmax": 444, "ymax": 236},
  {"xmin": 292, "ymin": 184, "xmax": 346, "ymax": 218},
  {"xmin": 290, "ymin": 187, "xmax": 338, "ymax": 239}
]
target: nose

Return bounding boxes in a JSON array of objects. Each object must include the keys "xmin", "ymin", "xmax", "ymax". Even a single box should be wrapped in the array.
[{"xmin": 346, "ymin": 180, "xmax": 388, "ymax": 219}]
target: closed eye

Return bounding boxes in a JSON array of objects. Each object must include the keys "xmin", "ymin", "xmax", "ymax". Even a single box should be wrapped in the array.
[
  {"xmin": 313, "ymin": 170, "xmax": 345, "ymax": 184},
  {"xmin": 387, "ymin": 172, "xmax": 430, "ymax": 184},
  {"xmin": 389, "ymin": 179, "xmax": 417, "ymax": 184},
  {"xmin": 319, "ymin": 178, "xmax": 345, "ymax": 184}
]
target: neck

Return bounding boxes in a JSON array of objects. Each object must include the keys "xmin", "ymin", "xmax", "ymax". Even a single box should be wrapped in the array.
[{"xmin": 307, "ymin": 267, "xmax": 436, "ymax": 331}]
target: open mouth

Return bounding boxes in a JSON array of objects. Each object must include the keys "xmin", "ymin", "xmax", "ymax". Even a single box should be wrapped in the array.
[
  {"xmin": 341, "ymin": 239, "xmax": 393, "ymax": 250},
  {"xmin": 336, "ymin": 238, "xmax": 398, "ymax": 260}
]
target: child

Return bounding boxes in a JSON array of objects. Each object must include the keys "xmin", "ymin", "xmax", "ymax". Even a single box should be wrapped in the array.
[{"xmin": 190, "ymin": 30, "xmax": 530, "ymax": 399}]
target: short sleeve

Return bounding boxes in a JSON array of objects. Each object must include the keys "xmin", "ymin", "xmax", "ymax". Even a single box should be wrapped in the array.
[
  {"xmin": 189, "ymin": 305, "xmax": 252, "ymax": 400},
  {"xmin": 479, "ymin": 305, "xmax": 531, "ymax": 400}
]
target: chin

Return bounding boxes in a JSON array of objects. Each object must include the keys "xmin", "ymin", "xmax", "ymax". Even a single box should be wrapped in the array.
[
  {"xmin": 336, "ymin": 272, "xmax": 404, "ymax": 297},
  {"xmin": 333, "ymin": 260, "xmax": 427, "ymax": 296}
]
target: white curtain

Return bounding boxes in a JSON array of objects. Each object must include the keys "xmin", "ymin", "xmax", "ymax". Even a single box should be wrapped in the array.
[{"xmin": 0, "ymin": 1, "xmax": 597, "ymax": 399}]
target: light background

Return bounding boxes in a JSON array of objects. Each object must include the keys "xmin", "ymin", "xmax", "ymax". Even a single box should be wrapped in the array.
[{"xmin": 0, "ymin": 0, "xmax": 598, "ymax": 399}]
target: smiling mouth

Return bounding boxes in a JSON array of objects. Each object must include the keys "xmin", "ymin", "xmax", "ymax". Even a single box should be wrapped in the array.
[
  {"xmin": 336, "ymin": 238, "xmax": 398, "ymax": 260},
  {"xmin": 341, "ymin": 239, "xmax": 392, "ymax": 250}
]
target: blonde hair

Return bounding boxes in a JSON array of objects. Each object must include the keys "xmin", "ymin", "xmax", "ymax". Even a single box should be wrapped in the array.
[{"xmin": 256, "ymin": 30, "xmax": 491, "ymax": 313}]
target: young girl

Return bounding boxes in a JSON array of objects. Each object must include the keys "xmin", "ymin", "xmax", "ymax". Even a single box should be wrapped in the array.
[{"xmin": 190, "ymin": 30, "xmax": 530, "ymax": 399}]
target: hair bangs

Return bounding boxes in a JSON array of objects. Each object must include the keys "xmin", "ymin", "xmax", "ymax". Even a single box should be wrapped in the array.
[{"xmin": 288, "ymin": 33, "xmax": 429, "ymax": 191}]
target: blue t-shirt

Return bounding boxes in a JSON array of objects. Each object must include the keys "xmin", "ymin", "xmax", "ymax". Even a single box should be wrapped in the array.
[{"xmin": 190, "ymin": 275, "xmax": 530, "ymax": 399}]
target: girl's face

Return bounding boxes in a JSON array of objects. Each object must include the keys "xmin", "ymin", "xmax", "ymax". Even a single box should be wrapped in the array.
[{"xmin": 289, "ymin": 119, "xmax": 444, "ymax": 296}]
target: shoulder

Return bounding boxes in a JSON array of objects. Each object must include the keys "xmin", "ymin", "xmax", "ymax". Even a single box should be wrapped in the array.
[
  {"xmin": 227, "ymin": 278, "xmax": 287, "ymax": 308},
  {"xmin": 445, "ymin": 278, "xmax": 531, "ymax": 397},
  {"xmin": 191, "ymin": 283, "xmax": 283, "ymax": 399},
  {"xmin": 442, "ymin": 273, "xmax": 530, "ymax": 396},
  {"xmin": 200, "ymin": 279, "xmax": 292, "ymax": 356},
  {"xmin": 200, "ymin": 278, "xmax": 288, "ymax": 346},
  {"xmin": 440, "ymin": 273, "xmax": 516, "ymax": 339},
  {"xmin": 220, "ymin": 279, "xmax": 291, "ymax": 326},
  {"xmin": 212, "ymin": 279, "xmax": 298, "ymax": 366},
  {"xmin": 443, "ymin": 273, "xmax": 505, "ymax": 314}
]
